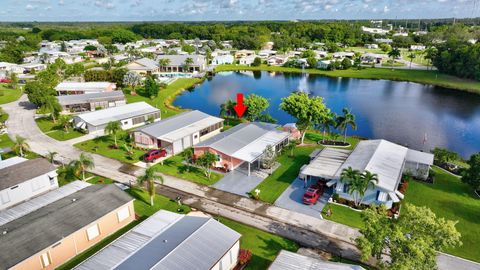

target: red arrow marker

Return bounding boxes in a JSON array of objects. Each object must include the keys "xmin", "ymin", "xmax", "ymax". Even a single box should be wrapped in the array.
[{"xmin": 233, "ymin": 93, "xmax": 247, "ymax": 118}]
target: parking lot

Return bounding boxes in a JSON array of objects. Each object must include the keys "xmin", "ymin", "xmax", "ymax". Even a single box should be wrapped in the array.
[{"xmin": 274, "ymin": 178, "xmax": 332, "ymax": 220}]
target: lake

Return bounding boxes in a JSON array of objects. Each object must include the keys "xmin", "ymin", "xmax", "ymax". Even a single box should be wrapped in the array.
[{"xmin": 174, "ymin": 71, "xmax": 480, "ymax": 158}]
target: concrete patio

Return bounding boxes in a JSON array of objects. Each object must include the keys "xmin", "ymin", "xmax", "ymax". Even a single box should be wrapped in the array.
[
  {"xmin": 213, "ymin": 169, "xmax": 264, "ymax": 197},
  {"xmin": 274, "ymin": 178, "xmax": 332, "ymax": 220}
]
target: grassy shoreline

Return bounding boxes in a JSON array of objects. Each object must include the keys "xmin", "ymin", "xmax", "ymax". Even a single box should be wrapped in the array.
[{"xmin": 215, "ymin": 65, "xmax": 480, "ymax": 94}]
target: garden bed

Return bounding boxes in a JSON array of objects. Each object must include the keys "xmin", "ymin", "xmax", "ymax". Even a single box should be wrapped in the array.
[{"xmin": 317, "ymin": 140, "xmax": 350, "ymax": 147}]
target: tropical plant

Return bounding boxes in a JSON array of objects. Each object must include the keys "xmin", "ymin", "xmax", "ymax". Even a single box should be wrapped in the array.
[
  {"xmin": 219, "ymin": 98, "xmax": 236, "ymax": 118},
  {"xmin": 71, "ymin": 153, "xmax": 95, "ymax": 181},
  {"xmin": 318, "ymin": 110, "xmax": 337, "ymax": 143},
  {"xmin": 352, "ymin": 170, "xmax": 379, "ymax": 206},
  {"xmin": 283, "ymin": 140, "xmax": 297, "ymax": 157},
  {"xmin": 120, "ymin": 143, "xmax": 135, "ymax": 160},
  {"xmin": 123, "ymin": 71, "xmax": 142, "ymax": 95},
  {"xmin": 336, "ymin": 108, "xmax": 357, "ymax": 144},
  {"xmin": 104, "ymin": 121, "xmax": 121, "ymax": 147},
  {"xmin": 12, "ymin": 135, "xmax": 30, "ymax": 157},
  {"xmin": 196, "ymin": 151, "xmax": 217, "ymax": 178},
  {"xmin": 181, "ymin": 147, "xmax": 194, "ymax": 172},
  {"xmin": 407, "ymin": 52, "xmax": 416, "ymax": 69},
  {"xmin": 58, "ymin": 115, "xmax": 71, "ymax": 132},
  {"xmin": 137, "ymin": 165, "xmax": 164, "ymax": 206},
  {"xmin": 43, "ymin": 95, "xmax": 62, "ymax": 123},
  {"xmin": 261, "ymin": 145, "xmax": 276, "ymax": 174},
  {"xmin": 46, "ymin": 151, "xmax": 58, "ymax": 164},
  {"xmin": 461, "ymin": 153, "xmax": 480, "ymax": 191},
  {"xmin": 387, "ymin": 48, "xmax": 401, "ymax": 70},
  {"xmin": 158, "ymin": 58, "xmax": 171, "ymax": 72},
  {"xmin": 183, "ymin": 57, "xmax": 194, "ymax": 72},
  {"xmin": 244, "ymin": 94, "xmax": 269, "ymax": 122},
  {"xmin": 431, "ymin": 147, "xmax": 459, "ymax": 165}
]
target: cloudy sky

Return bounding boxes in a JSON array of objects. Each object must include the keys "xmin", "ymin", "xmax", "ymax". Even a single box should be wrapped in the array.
[{"xmin": 1, "ymin": 0, "xmax": 478, "ymax": 21}]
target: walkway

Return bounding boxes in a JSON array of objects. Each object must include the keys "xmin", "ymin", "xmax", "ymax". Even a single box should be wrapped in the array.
[{"xmin": 2, "ymin": 95, "xmax": 479, "ymax": 270}]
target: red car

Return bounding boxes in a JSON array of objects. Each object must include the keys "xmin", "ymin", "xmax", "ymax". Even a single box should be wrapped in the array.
[
  {"xmin": 144, "ymin": 149, "xmax": 167, "ymax": 162},
  {"xmin": 303, "ymin": 188, "xmax": 321, "ymax": 205},
  {"xmin": 0, "ymin": 79, "xmax": 12, "ymax": 83}
]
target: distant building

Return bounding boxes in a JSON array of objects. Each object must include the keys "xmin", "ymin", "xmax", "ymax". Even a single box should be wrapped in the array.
[
  {"xmin": 0, "ymin": 157, "xmax": 58, "ymax": 210},
  {"xmin": 258, "ymin": 49, "xmax": 277, "ymax": 59},
  {"xmin": 132, "ymin": 110, "xmax": 224, "ymax": 155},
  {"xmin": 211, "ymin": 54, "xmax": 234, "ymax": 66},
  {"xmin": 410, "ymin": 44, "xmax": 426, "ymax": 51},
  {"xmin": 361, "ymin": 26, "xmax": 389, "ymax": 35},
  {"xmin": 365, "ymin": 44, "xmax": 379, "ymax": 49},
  {"xmin": 269, "ymin": 250, "xmax": 365, "ymax": 270},
  {"xmin": 317, "ymin": 60, "xmax": 332, "ymax": 70},
  {"xmin": 267, "ymin": 55, "xmax": 289, "ymax": 66},
  {"xmin": 73, "ymin": 101, "xmax": 160, "ymax": 134},
  {"xmin": 361, "ymin": 53, "xmax": 386, "ymax": 64},
  {"xmin": 239, "ymin": 55, "xmax": 256, "ymax": 66},
  {"xmin": 57, "ymin": 91, "xmax": 126, "ymax": 113},
  {"xmin": 74, "ymin": 210, "xmax": 241, "ymax": 270},
  {"xmin": 156, "ymin": 55, "xmax": 206, "ymax": 73},
  {"xmin": 124, "ymin": 57, "xmax": 160, "ymax": 76},
  {"xmin": 55, "ymin": 81, "xmax": 116, "ymax": 96},
  {"xmin": 374, "ymin": 38, "xmax": 393, "ymax": 44},
  {"xmin": 0, "ymin": 184, "xmax": 135, "ymax": 270},
  {"xmin": 234, "ymin": 50, "xmax": 255, "ymax": 59}
]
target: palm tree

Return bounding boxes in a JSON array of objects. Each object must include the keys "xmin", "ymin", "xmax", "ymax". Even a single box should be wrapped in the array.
[
  {"xmin": 137, "ymin": 165, "xmax": 164, "ymax": 206},
  {"xmin": 58, "ymin": 115, "xmax": 71, "ymax": 132},
  {"xmin": 13, "ymin": 135, "xmax": 30, "ymax": 157},
  {"xmin": 336, "ymin": 108, "xmax": 357, "ymax": 144},
  {"xmin": 357, "ymin": 170, "xmax": 379, "ymax": 206},
  {"xmin": 72, "ymin": 153, "xmax": 95, "ymax": 181},
  {"xmin": 181, "ymin": 147, "xmax": 194, "ymax": 172},
  {"xmin": 105, "ymin": 121, "xmax": 121, "ymax": 147},
  {"xmin": 158, "ymin": 58, "xmax": 171, "ymax": 72},
  {"xmin": 46, "ymin": 151, "xmax": 58, "ymax": 164},
  {"xmin": 407, "ymin": 52, "xmax": 416, "ymax": 69},
  {"xmin": 184, "ymin": 57, "xmax": 194, "ymax": 72},
  {"xmin": 219, "ymin": 99, "xmax": 236, "ymax": 118},
  {"xmin": 318, "ymin": 111, "xmax": 337, "ymax": 143},
  {"xmin": 387, "ymin": 48, "xmax": 401, "ymax": 71},
  {"xmin": 340, "ymin": 167, "xmax": 361, "ymax": 205},
  {"xmin": 284, "ymin": 140, "xmax": 297, "ymax": 157},
  {"xmin": 43, "ymin": 96, "xmax": 62, "ymax": 123}
]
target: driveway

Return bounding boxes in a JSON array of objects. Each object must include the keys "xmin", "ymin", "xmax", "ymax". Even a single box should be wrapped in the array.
[
  {"xmin": 274, "ymin": 178, "xmax": 331, "ymax": 220},
  {"xmin": 213, "ymin": 169, "xmax": 263, "ymax": 197}
]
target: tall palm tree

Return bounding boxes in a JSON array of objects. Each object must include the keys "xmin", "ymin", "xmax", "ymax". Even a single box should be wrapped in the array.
[
  {"xmin": 43, "ymin": 96, "xmax": 62, "ymax": 123},
  {"xmin": 46, "ymin": 151, "xmax": 58, "ymax": 164},
  {"xmin": 158, "ymin": 58, "xmax": 171, "ymax": 72},
  {"xmin": 137, "ymin": 165, "xmax": 164, "ymax": 206},
  {"xmin": 387, "ymin": 48, "xmax": 401, "ymax": 71},
  {"xmin": 184, "ymin": 57, "xmax": 194, "ymax": 72},
  {"xmin": 318, "ymin": 111, "xmax": 337, "ymax": 143},
  {"xmin": 340, "ymin": 167, "xmax": 361, "ymax": 206},
  {"xmin": 13, "ymin": 135, "xmax": 30, "ymax": 157},
  {"xmin": 407, "ymin": 52, "xmax": 416, "ymax": 69},
  {"xmin": 357, "ymin": 170, "xmax": 379, "ymax": 206},
  {"xmin": 104, "ymin": 121, "xmax": 121, "ymax": 147},
  {"xmin": 72, "ymin": 153, "xmax": 95, "ymax": 181},
  {"xmin": 336, "ymin": 108, "xmax": 357, "ymax": 144}
]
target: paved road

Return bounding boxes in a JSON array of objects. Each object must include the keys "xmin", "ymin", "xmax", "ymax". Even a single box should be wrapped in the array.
[{"xmin": 2, "ymin": 95, "xmax": 479, "ymax": 270}]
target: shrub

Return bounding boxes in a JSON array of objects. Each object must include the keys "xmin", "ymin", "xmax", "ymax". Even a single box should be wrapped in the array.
[{"xmin": 238, "ymin": 249, "xmax": 252, "ymax": 265}]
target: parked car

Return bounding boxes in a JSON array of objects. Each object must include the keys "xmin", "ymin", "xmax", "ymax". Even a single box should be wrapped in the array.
[
  {"xmin": 0, "ymin": 79, "xmax": 12, "ymax": 83},
  {"xmin": 303, "ymin": 188, "xmax": 321, "ymax": 205},
  {"xmin": 143, "ymin": 149, "xmax": 167, "ymax": 162}
]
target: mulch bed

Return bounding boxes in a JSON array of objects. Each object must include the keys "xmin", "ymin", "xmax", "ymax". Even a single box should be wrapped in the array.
[{"xmin": 317, "ymin": 140, "xmax": 350, "ymax": 147}]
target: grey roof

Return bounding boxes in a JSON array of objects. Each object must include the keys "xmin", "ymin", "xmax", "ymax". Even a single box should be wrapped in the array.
[
  {"xmin": 195, "ymin": 122, "xmax": 289, "ymax": 163},
  {"xmin": 55, "ymin": 82, "xmax": 115, "ymax": 92},
  {"xmin": 156, "ymin": 54, "xmax": 206, "ymax": 66},
  {"xmin": 57, "ymin": 91, "xmax": 125, "ymax": 106},
  {"xmin": 0, "ymin": 181, "xmax": 90, "ymax": 226},
  {"xmin": 0, "ymin": 156, "xmax": 27, "ymax": 169},
  {"xmin": 75, "ymin": 211, "xmax": 241, "ymax": 270},
  {"xmin": 0, "ymin": 184, "xmax": 133, "ymax": 269},
  {"xmin": 135, "ymin": 110, "xmax": 223, "ymax": 142},
  {"xmin": 335, "ymin": 140, "xmax": 408, "ymax": 192},
  {"xmin": 0, "ymin": 158, "xmax": 56, "ymax": 191},
  {"xmin": 128, "ymin": 58, "xmax": 159, "ymax": 70},
  {"xmin": 75, "ymin": 102, "xmax": 159, "ymax": 127},
  {"xmin": 269, "ymin": 250, "xmax": 365, "ymax": 270},
  {"xmin": 406, "ymin": 149, "xmax": 434, "ymax": 165},
  {"xmin": 301, "ymin": 148, "xmax": 352, "ymax": 179}
]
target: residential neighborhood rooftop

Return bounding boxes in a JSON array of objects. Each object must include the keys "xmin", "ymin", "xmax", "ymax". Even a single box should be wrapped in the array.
[
  {"xmin": 301, "ymin": 148, "xmax": 352, "ymax": 179},
  {"xmin": 57, "ymin": 90, "xmax": 125, "ymax": 106},
  {"xmin": 135, "ymin": 110, "xmax": 223, "ymax": 142},
  {"xmin": 196, "ymin": 122, "xmax": 289, "ymax": 163},
  {"xmin": 0, "ymin": 184, "xmax": 133, "ymax": 269},
  {"xmin": 74, "ymin": 101, "xmax": 159, "ymax": 127},
  {"xmin": 156, "ymin": 54, "xmax": 206, "ymax": 66},
  {"xmin": 268, "ymin": 250, "xmax": 365, "ymax": 270},
  {"xmin": 55, "ymin": 81, "xmax": 116, "ymax": 92},
  {"xmin": 0, "ymin": 158, "xmax": 56, "ymax": 191},
  {"xmin": 75, "ymin": 210, "xmax": 241, "ymax": 270}
]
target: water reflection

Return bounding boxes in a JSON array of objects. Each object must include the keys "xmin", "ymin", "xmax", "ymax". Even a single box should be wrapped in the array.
[{"xmin": 174, "ymin": 71, "xmax": 480, "ymax": 158}]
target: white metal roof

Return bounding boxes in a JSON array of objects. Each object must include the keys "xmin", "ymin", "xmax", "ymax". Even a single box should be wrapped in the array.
[
  {"xmin": 74, "ymin": 102, "xmax": 159, "ymax": 127},
  {"xmin": 0, "ymin": 157, "xmax": 27, "ymax": 169},
  {"xmin": 57, "ymin": 91, "xmax": 125, "ymax": 106},
  {"xmin": 406, "ymin": 149, "xmax": 434, "ymax": 165},
  {"xmin": 55, "ymin": 81, "xmax": 115, "ymax": 92},
  {"xmin": 0, "ymin": 181, "xmax": 90, "ymax": 226},
  {"xmin": 75, "ymin": 210, "xmax": 241, "ymax": 270},
  {"xmin": 136, "ymin": 110, "xmax": 223, "ymax": 143},
  {"xmin": 269, "ymin": 250, "xmax": 365, "ymax": 270},
  {"xmin": 335, "ymin": 140, "xmax": 408, "ymax": 192},
  {"xmin": 196, "ymin": 122, "xmax": 289, "ymax": 163},
  {"xmin": 301, "ymin": 148, "xmax": 352, "ymax": 179}
]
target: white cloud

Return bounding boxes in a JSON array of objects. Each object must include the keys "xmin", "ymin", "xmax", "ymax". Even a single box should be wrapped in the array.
[{"xmin": 26, "ymin": 4, "xmax": 35, "ymax": 11}]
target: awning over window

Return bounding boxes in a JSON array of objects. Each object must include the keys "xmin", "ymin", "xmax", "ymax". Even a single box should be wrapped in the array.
[
  {"xmin": 388, "ymin": 191, "xmax": 400, "ymax": 203},
  {"xmin": 326, "ymin": 179, "xmax": 337, "ymax": 187}
]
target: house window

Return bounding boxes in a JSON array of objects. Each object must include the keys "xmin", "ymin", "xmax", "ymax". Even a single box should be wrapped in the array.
[
  {"xmin": 40, "ymin": 252, "xmax": 51, "ymax": 268},
  {"xmin": 117, "ymin": 206, "xmax": 130, "ymax": 222},
  {"xmin": 215, "ymin": 154, "xmax": 221, "ymax": 162},
  {"xmin": 194, "ymin": 134, "xmax": 198, "ymax": 139},
  {"xmin": 343, "ymin": 184, "xmax": 349, "ymax": 193},
  {"xmin": 132, "ymin": 116, "xmax": 144, "ymax": 125},
  {"xmin": 86, "ymin": 224, "xmax": 100, "ymax": 241},
  {"xmin": 123, "ymin": 121, "xmax": 128, "ymax": 125}
]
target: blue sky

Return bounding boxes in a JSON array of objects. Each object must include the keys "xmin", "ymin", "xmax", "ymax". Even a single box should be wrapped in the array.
[{"xmin": 0, "ymin": 0, "xmax": 478, "ymax": 21}]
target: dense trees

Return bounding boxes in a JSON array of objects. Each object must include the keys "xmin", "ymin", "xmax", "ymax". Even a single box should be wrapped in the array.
[
  {"xmin": 461, "ymin": 153, "xmax": 480, "ymax": 192},
  {"xmin": 432, "ymin": 41, "xmax": 480, "ymax": 80}
]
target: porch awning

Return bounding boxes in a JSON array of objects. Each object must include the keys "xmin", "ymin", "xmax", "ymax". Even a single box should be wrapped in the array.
[
  {"xmin": 395, "ymin": 190, "xmax": 405, "ymax": 199},
  {"xmin": 389, "ymin": 191, "xmax": 400, "ymax": 203}
]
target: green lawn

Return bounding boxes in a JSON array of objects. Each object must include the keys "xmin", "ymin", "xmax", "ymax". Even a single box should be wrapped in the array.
[
  {"xmin": 0, "ymin": 133, "xmax": 13, "ymax": 149},
  {"xmin": 218, "ymin": 217, "xmax": 299, "ymax": 270},
  {"xmin": 404, "ymin": 167, "xmax": 480, "ymax": 262},
  {"xmin": 75, "ymin": 134, "xmax": 145, "ymax": 164},
  {"xmin": 57, "ymin": 187, "xmax": 191, "ymax": 270},
  {"xmin": 381, "ymin": 60, "xmax": 406, "ymax": 67},
  {"xmin": 0, "ymin": 85, "xmax": 22, "ymax": 105},
  {"xmin": 215, "ymin": 65, "xmax": 480, "ymax": 94},
  {"xmin": 252, "ymin": 146, "xmax": 318, "ymax": 204},
  {"xmin": 125, "ymin": 78, "xmax": 203, "ymax": 118},
  {"xmin": 35, "ymin": 117, "xmax": 85, "ymax": 141},
  {"xmin": 154, "ymin": 155, "xmax": 223, "ymax": 186},
  {"xmin": 321, "ymin": 203, "xmax": 364, "ymax": 229}
]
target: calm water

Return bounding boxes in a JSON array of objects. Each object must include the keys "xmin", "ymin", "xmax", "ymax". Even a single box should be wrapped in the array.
[{"xmin": 174, "ymin": 71, "xmax": 480, "ymax": 158}]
